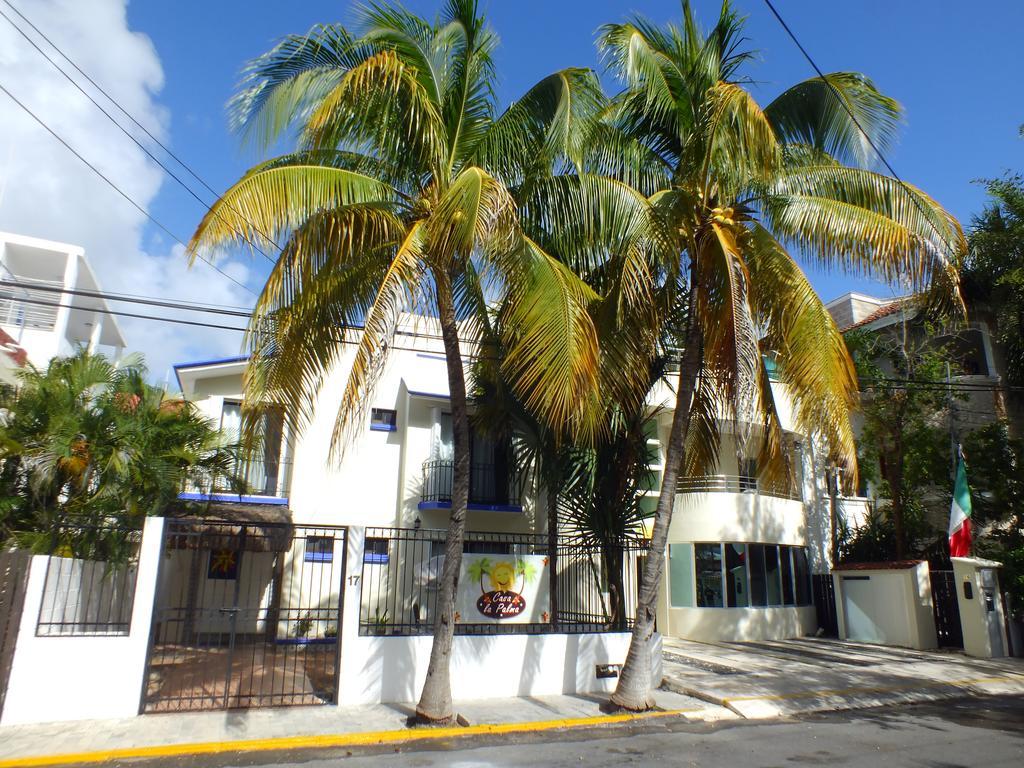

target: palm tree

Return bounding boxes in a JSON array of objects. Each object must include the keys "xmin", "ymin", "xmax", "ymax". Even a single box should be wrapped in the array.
[
  {"xmin": 188, "ymin": 0, "xmax": 610, "ymax": 722},
  {"xmin": 594, "ymin": 2, "xmax": 967, "ymax": 710},
  {"xmin": 0, "ymin": 350, "xmax": 237, "ymax": 553}
]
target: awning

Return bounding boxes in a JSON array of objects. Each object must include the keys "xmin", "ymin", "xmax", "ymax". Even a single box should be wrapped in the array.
[{"xmin": 164, "ymin": 501, "xmax": 294, "ymax": 552}]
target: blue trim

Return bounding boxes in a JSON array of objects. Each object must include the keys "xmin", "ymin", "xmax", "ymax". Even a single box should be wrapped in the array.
[
  {"xmin": 304, "ymin": 551, "xmax": 334, "ymax": 563},
  {"xmin": 369, "ymin": 424, "xmax": 397, "ymax": 432},
  {"xmin": 173, "ymin": 354, "xmax": 250, "ymax": 371},
  {"xmin": 407, "ymin": 389, "xmax": 450, "ymax": 400},
  {"xmin": 177, "ymin": 492, "xmax": 289, "ymax": 506},
  {"xmin": 417, "ymin": 500, "xmax": 523, "ymax": 514},
  {"xmin": 415, "ymin": 353, "xmax": 446, "ymax": 361},
  {"xmin": 172, "ymin": 355, "xmax": 250, "ymax": 391},
  {"xmin": 363, "ymin": 552, "xmax": 390, "ymax": 564}
]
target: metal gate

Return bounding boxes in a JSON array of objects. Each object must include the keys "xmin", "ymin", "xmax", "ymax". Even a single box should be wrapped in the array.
[
  {"xmin": 142, "ymin": 519, "xmax": 347, "ymax": 713},
  {"xmin": 812, "ymin": 574, "xmax": 839, "ymax": 637},
  {"xmin": 0, "ymin": 550, "xmax": 31, "ymax": 721},
  {"xmin": 930, "ymin": 569, "xmax": 964, "ymax": 649}
]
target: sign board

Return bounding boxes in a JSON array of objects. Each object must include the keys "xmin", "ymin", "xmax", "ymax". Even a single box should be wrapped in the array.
[{"xmin": 457, "ymin": 554, "xmax": 550, "ymax": 624}]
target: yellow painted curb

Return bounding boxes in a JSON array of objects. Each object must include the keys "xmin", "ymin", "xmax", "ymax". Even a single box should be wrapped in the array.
[
  {"xmin": 0, "ymin": 708, "xmax": 694, "ymax": 768},
  {"xmin": 722, "ymin": 674, "xmax": 1024, "ymax": 705}
]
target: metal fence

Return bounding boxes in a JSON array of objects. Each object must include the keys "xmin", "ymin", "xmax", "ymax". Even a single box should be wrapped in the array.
[
  {"xmin": 35, "ymin": 524, "xmax": 142, "ymax": 637},
  {"xmin": 359, "ymin": 526, "xmax": 647, "ymax": 636},
  {"xmin": 811, "ymin": 573, "xmax": 838, "ymax": 637},
  {"xmin": 420, "ymin": 460, "xmax": 521, "ymax": 507},
  {"xmin": 677, "ymin": 474, "xmax": 802, "ymax": 501}
]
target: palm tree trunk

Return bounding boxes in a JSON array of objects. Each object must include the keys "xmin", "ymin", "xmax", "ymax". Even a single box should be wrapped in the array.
[
  {"xmin": 610, "ymin": 295, "xmax": 702, "ymax": 711},
  {"xmin": 415, "ymin": 271, "xmax": 471, "ymax": 724}
]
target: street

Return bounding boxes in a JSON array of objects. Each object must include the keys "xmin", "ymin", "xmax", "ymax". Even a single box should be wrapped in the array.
[{"xmin": 143, "ymin": 695, "xmax": 1024, "ymax": 768}]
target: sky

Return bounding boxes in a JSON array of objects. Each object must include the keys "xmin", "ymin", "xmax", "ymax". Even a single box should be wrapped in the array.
[{"xmin": 0, "ymin": 0, "xmax": 1022, "ymax": 382}]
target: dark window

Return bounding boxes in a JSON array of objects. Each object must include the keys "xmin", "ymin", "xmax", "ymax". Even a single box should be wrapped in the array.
[
  {"xmin": 463, "ymin": 540, "xmax": 511, "ymax": 555},
  {"xmin": 363, "ymin": 537, "xmax": 389, "ymax": 564},
  {"xmin": 695, "ymin": 544, "xmax": 723, "ymax": 607},
  {"xmin": 748, "ymin": 544, "xmax": 767, "ymax": 606},
  {"xmin": 725, "ymin": 543, "xmax": 748, "ymax": 608},
  {"xmin": 305, "ymin": 536, "xmax": 334, "ymax": 563},
  {"xmin": 765, "ymin": 545, "xmax": 783, "ymax": 606},
  {"xmin": 370, "ymin": 408, "xmax": 397, "ymax": 431},
  {"xmin": 780, "ymin": 546, "xmax": 796, "ymax": 606},
  {"xmin": 793, "ymin": 548, "xmax": 811, "ymax": 605},
  {"xmin": 208, "ymin": 549, "xmax": 238, "ymax": 580}
]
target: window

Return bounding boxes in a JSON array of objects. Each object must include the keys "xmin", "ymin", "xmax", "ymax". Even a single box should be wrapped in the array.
[
  {"xmin": 363, "ymin": 537, "xmax": 389, "ymax": 564},
  {"xmin": 208, "ymin": 549, "xmax": 238, "ymax": 579},
  {"xmin": 464, "ymin": 540, "xmax": 511, "ymax": 555},
  {"xmin": 725, "ymin": 543, "xmax": 749, "ymax": 608},
  {"xmin": 765, "ymin": 545, "xmax": 783, "ymax": 606},
  {"xmin": 669, "ymin": 544, "xmax": 694, "ymax": 607},
  {"xmin": 370, "ymin": 408, "xmax": 397, "ymax": 432},
  {"xmin": 748, "ymin": 544, "xmax": 767, "ymax": 607},
  {"xmin": 780, "ymin": 546, "xmax": 796, "ymax": 606},
  {"xmin": 304, "ymin": 536, "xmax": 334, "ymax": 563},
  {"xmin": 739, "ymin": 458, "xmax": 757, "ymax": 491},
  {"xmin": 793, "ymin": 547, "xmax": 811, "ymax": 606},
  {"xmin": 695, "ymin": 544, "xmax": 724, "ymax": 607}
]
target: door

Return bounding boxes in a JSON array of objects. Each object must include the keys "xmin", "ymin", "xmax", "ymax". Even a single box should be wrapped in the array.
[{"xmin": 142, "ymin": 520, "xmax": 346, "ymax": 712}]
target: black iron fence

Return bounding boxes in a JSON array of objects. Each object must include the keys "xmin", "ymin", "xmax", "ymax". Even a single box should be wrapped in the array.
[
  {"xmin": 35, "ymin": 524, "xmax": 142, "ymax": 637},
  {"xmin": 420, "ymin": 460, "xmax": 521, "ymax": 507},
  {"xmin": 811, "ymin": 573, "xmax": 838, "ymax": 637},
  {"xmin": 359, "ymin": 526, "xmax": 647, "ymax": 636},
  {"xmin": 930, "ymin": 569, "xmax": 964, "ymax": 648}
]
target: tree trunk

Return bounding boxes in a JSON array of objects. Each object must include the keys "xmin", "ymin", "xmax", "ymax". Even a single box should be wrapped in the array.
[
  {"xmin": 610, "ymin": 302, "xmax": 702, "ymax": 711},
  {"xmin": 414, "ymin": 272, "xmax": 471, "ymax": 724},
  {"xmin": 547, "ymin": 482, "xmax": 559, "ymax": 627},
  {"xmin": 603, "ymin": 542, "xmax": 626, "ymax": 632}
]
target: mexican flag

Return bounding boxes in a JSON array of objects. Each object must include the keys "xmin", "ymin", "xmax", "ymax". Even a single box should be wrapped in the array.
[{"xmin": 948, "ymin": 448, "xmax": 972, "ymax": 557}]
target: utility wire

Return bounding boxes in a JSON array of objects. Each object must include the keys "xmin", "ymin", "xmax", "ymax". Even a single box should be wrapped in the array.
[
  {"xmin": 0, "ymin": 0, "xmax": 280, "ymax": 264},
  {"xmin": 0, "ymin": 279, "xmax": 253, "ymax": 318},
  {"xmin": 0, "ymin": 81, "xmax": 256, "ymax": 297},
  {"xmin": 761, "ymin": 0, "xmax": 963, "ymax": 260}
]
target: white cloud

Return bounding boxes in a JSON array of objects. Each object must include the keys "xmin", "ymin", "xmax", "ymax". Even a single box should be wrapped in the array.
[{"xmin": 0, "ymin": 0, "xmax": 254, "ymax": 385}]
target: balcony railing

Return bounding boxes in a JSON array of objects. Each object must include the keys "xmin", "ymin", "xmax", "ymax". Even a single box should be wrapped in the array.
[
  {"xmin": 420, "ymin": 459, "xmax": 521, "ymax": 508},
  {"xmin": 0, "ymin": 276, "xmax": 64, "ymax": 332},
  {"xmin": 182, "ymin": 458, "xmax": 291, "ymax": 500},
  {"xmin": 676, "ymin": 474, "xmax": 802, "ymax": 501}
]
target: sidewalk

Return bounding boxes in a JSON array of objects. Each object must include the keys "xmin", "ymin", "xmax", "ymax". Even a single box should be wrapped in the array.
[
  {"xmin": 660, "ymin": 636, "xmax": 1024, "ymax": 719},
  {"xmin": 0, "ymin": 689, "xmax": 716, "ymax": 767}
]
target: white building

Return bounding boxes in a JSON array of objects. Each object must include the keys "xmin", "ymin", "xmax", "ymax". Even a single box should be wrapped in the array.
[
  {"xmin": 174, "ymin": 315, "xmax": 837, "ymax": 645},
  {"xmin": 0, "ymin": 231, "xmax": 126, "ymax": 368}
]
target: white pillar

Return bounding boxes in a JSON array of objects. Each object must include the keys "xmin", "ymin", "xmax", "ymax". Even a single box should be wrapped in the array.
[
  {"xmin": 87, "ymin": 313, "xmax": 104, "ymax": 354},
  {"xmin": 52, "ymin": 252, "xmax": 79, "ymax": 349}
]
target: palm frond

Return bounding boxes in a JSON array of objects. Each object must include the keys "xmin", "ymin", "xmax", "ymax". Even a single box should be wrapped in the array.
[{"xmin": 765, "ymin": 73, "xmax": 902, "ymax": 168}]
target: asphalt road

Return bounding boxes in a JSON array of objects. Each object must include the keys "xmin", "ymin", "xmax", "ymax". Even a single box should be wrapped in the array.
[{"xmin": 148, "ymin": 695, "xmax": 1024, "ymax": 768}]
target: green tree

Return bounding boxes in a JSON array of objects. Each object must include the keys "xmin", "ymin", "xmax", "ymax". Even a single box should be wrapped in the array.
[
  {"xmin": 597, "ymin": 2, "xmax": 966, "ymax": 710},
  {"xmin": 845, "ymin": 323, "xmax": 957, "ymax": 559},
  {"xmin": 188, "ymin": 0, "xmax": 617, "ymax": 723},
  {"xmin": 0, "ymin": 351, "xmax": 237, "ymax": 554},
  {"xmin": 963, "ymin": 173, "xmax": 1024, "ymax": 387}
]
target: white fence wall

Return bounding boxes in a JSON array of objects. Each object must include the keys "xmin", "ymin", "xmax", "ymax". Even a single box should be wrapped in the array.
[
  {"xmin": 338, "ymin": 527, "xmax": 661, "ymax": 705},
  {"xmin": 0, "ymin": 517, "xmax": 164, "ymax": 726}
]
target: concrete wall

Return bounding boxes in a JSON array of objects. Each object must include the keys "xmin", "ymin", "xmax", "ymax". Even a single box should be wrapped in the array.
[
  {"xmin": 951, "ymin": 557, "xmax": 1010, "ymax": 658},
  {"xmin": 0, "ymin": 517, "xmax": 164, "ymax": 727},
  {"xmin": 833, "ymin": 563, "xmax": 937, "ymax": 650},
  {"xmin": 665, "ymin": 606, "xmax": 816, "ymax": 642},
  {"xmin": 339, "ymin": 528, "xmax": 660, "ymax": 704}
]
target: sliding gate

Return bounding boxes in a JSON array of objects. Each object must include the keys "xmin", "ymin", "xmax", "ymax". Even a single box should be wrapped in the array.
[{"xmin": 142, "ymin": 519, "xmax": 347, "ymax": 713}]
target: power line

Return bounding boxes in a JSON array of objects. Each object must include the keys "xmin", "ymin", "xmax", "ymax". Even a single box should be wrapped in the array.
[
  {"xmin": 0, "ymin": 279, "xmax": 253, "ymax": 318},
  {"xmin": 0, "ymin": 0, "xmax": 280, "ymax": 265},
  {"xmin": 0, "ymin": 80, "xmax": 256, "ymax": 297},
  {"xmin": 761, "ymin": 0, "xmax": 963, "ymax": 261},
  {"xmin": 7, "ymin": 295, "xmax": 249, "ymax": 332}
]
